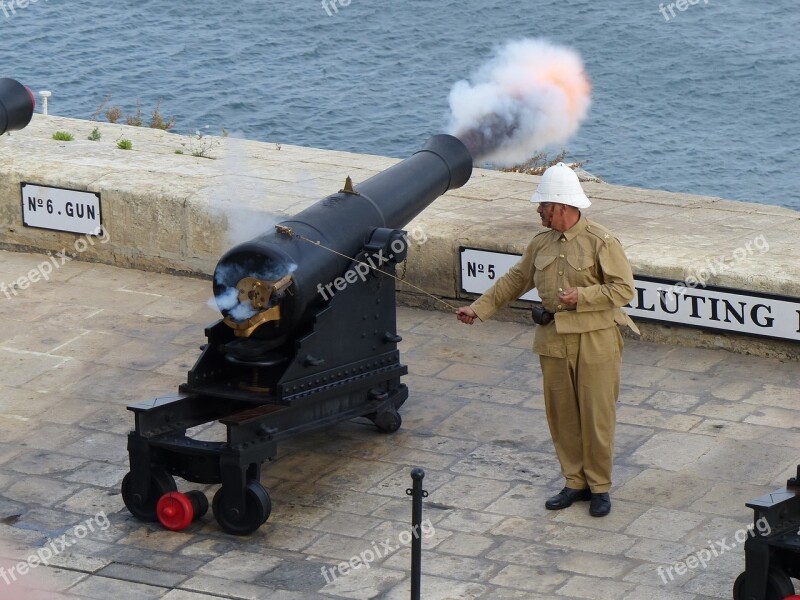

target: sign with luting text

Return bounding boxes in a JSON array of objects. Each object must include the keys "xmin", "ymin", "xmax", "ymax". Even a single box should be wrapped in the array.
[
  {"xmin": 21, "ymin": 183, "xmax": 102, "ymax": 235},
  {"xmin": 460, "ymin": 247, "xmax": 800, "ymax": 343}
]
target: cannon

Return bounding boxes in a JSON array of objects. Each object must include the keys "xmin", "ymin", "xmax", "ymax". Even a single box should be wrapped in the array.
[
  {"xmin": 733, "ymin": 465, "xmax": 799, "ymax": 599},
  {"xmin": 122, "ymin": 134, "xmax": 473, "ymax": 534},
  {"xmin": 0, "ymin": 78, "xmax": 35, "ymax": 136}
]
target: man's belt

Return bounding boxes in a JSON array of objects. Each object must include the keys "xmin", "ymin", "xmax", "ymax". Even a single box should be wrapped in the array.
[{"xmin": 531, "ymin": 305, "xmax": 554, "ymax": 326}]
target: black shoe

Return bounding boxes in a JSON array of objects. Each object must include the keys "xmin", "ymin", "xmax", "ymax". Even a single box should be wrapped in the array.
[
  {"xmin": 590, "ymin": 492, "xmax": 611, "ymax": 517},
  {"xmin": 545, "ymin": 487, "xmax": 591, "ymax": 510}
]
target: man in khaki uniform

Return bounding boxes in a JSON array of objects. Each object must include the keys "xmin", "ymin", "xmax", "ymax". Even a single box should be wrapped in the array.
[{"xmin": 456, "ymin": 163, "xmax": 638, "ymax": 517}]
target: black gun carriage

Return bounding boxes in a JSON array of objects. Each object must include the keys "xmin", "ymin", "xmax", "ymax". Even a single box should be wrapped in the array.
[
  {"xmin": 121, "ymin": 134, "xmax": 472, "ymax": 534},
  {"xmin": 733, "ymin": 466, "xmax": 799, "ymax": 599}
]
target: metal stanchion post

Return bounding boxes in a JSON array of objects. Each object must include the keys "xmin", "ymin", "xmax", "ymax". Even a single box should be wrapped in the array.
[{"xmin": 406, "ymin": 467, "xmax": 428, "ymax": 600}]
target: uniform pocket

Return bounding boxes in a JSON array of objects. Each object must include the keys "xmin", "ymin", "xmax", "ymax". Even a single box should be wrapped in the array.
[
  {"xmin": 566, "ymin": 254, "xmax": 595, "ymax": 272},
  {"xmin": 533, "ymin": 254, "xmax": 558, "ymax": 294},
  {"xmin": 580, "ymin": 326, "xmax": 621, "ymax": 365},
  {"xmin": 534, "ymin": 254, "xmax": 558, "ymax": 270}
]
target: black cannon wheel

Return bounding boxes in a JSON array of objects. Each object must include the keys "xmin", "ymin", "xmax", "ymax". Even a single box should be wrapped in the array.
[
  {"xmin": 733, "ymin": 568, "xmax": 795, "ymax": 600},
  {"xmin": 212, "ymin": 481, "xmax": 272, "ymax": 536},
  {"xmin": 372, "ymin": 408, "xmax": 402, "ymax": 433},
  {"xmin": 121, "ymin": 468, "xmax": 177, "ymax": 522}
]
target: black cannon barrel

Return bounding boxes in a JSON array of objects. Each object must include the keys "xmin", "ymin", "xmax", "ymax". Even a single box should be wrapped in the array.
[
  {"xmin": 0, "ymin": 78, "xmax": 35, "ymax": 135},
  {"xmin": 213, "ymin": 134, "xmax": 472, "ymax": 339}
]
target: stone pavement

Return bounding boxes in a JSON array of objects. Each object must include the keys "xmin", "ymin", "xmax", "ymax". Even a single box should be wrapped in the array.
[{"xmin": 0, "ymin": 249, "xmax": 798, "ymax": 600}]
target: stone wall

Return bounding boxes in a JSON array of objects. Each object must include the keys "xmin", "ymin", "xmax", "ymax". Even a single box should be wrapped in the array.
[{"xmin": 1, "ymin": 115, "xmax": 798, "ymax": 359}]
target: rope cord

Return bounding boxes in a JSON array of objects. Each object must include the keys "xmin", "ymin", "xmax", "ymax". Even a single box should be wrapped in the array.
[{"xmin": 283, "ymin": 228, "xmax": 458, "ymax": 311}]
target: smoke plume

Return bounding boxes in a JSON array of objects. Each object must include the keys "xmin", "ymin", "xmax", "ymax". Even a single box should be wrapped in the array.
[
  {"xmin": 448, "ymin": 38, "xmax": 591, "ymax": 165},
  {"xmin": 208, "ymin": 132, "xmax": 292, "ymax": 320},
  {"xmin": 213, "ymin": 132, "xmax": 285, "ymax": 246}
]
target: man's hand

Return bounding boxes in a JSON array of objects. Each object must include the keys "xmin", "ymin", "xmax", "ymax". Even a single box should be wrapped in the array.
[
  {"xmin": 456, "ymin": 306, "xmax": 479, "ymax": 325},
  {"xmin": 559, "ymin": 287, "xmax": 579, "ymax": 308}
]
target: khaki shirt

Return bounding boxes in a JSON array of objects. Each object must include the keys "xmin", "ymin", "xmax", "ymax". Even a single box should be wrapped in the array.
[{"xmin": 471, "ymin": 216, "xmax": 639, "ymax": 357}]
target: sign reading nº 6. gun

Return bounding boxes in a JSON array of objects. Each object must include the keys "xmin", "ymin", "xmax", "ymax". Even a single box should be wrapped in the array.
[
  {"xmin": 21, "ymin": 183, "xmax": 103, "ymax": 236},
  {"xmin": 460, "ymin": 247, "xmax": 800, "ymax": 343}
]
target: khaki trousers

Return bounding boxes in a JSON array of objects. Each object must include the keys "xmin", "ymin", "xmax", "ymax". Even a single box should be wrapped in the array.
[{"xmin": 539, "ymin": 325, "xmax": 623, "ymax": 493}]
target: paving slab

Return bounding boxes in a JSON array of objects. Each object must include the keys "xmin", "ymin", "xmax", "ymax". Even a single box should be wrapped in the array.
[{"xmin": 0, "ymin": 253, "xmax": 798, "ymax": 599}]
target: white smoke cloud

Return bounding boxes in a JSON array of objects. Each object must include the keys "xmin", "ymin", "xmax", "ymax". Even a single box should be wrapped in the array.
[
  {"xmin": 213, "ymin": 132, "xmax": 285, "ymax": 246},
  {"xmin": 448, "ymin": 38, "xmax": 592, "ymax": 166},
  {"xmin": 213, "ymin": 286, "xmax": 239, "ymax": 311},
  {"xmin": 207, "ymin": 133, "xmax": 290, "ymax": 320},
  {"xmin": 211, "ymin": 259, "xmax": 297, "ymax": 322}
]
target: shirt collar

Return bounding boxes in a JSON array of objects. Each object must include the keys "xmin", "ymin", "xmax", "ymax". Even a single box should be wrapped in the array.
[{"xmin": 561, "ymin": 214, "xmax": 587, "ymax": 242}]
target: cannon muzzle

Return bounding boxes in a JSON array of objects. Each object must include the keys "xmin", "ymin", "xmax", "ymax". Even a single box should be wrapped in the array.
[{"xmin": 0, "ymin": 78, "xmax": 35, "ymax": 135}]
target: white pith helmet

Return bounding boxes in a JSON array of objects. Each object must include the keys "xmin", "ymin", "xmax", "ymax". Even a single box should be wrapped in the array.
[{"xmin": 530, "ymin": 162, "xmax": 591, "ymax": 209}]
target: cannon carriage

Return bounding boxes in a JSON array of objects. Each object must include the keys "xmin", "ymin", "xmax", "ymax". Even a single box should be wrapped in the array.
[
  {"xmin": 733, "ymin": 466, "xmax": 799, "ymax": 600},
  {"xmin": 122, "ymin": 134, "xmax": 473, "ymax": 534}
]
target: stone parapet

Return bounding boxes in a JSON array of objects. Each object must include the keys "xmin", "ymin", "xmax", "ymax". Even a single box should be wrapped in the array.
[{"xmin": 1, "ymin": 115, "xmax": 798, "ymax": 358}]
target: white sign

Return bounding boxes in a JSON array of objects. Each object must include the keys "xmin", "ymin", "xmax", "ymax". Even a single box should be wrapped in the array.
[
  {"xmin": 21, "ymin": 183, "xmax": 102, "ymax": 235},
  {"xmin": 461, "ymin": 247, "xmax": 541, "ymax": 302},
  {"xmin": 460, "ymin": 247, "xmax": 800, "ymax": 343}
]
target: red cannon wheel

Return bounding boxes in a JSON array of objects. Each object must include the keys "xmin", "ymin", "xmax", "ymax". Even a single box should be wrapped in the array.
[{"xmin": 156, "ymin": 491, "xmax": 208, "ymax": 531}]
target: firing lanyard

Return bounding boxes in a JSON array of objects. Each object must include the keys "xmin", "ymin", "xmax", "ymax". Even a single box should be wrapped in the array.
[{"xmin": 277, "ymin": 226, "xmax": 458, "ymax": 311}]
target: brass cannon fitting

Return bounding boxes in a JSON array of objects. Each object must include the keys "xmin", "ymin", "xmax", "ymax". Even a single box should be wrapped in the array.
[{"xmin": 223, "ymin": 274, "xmax": 293, "ymax": 337}]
